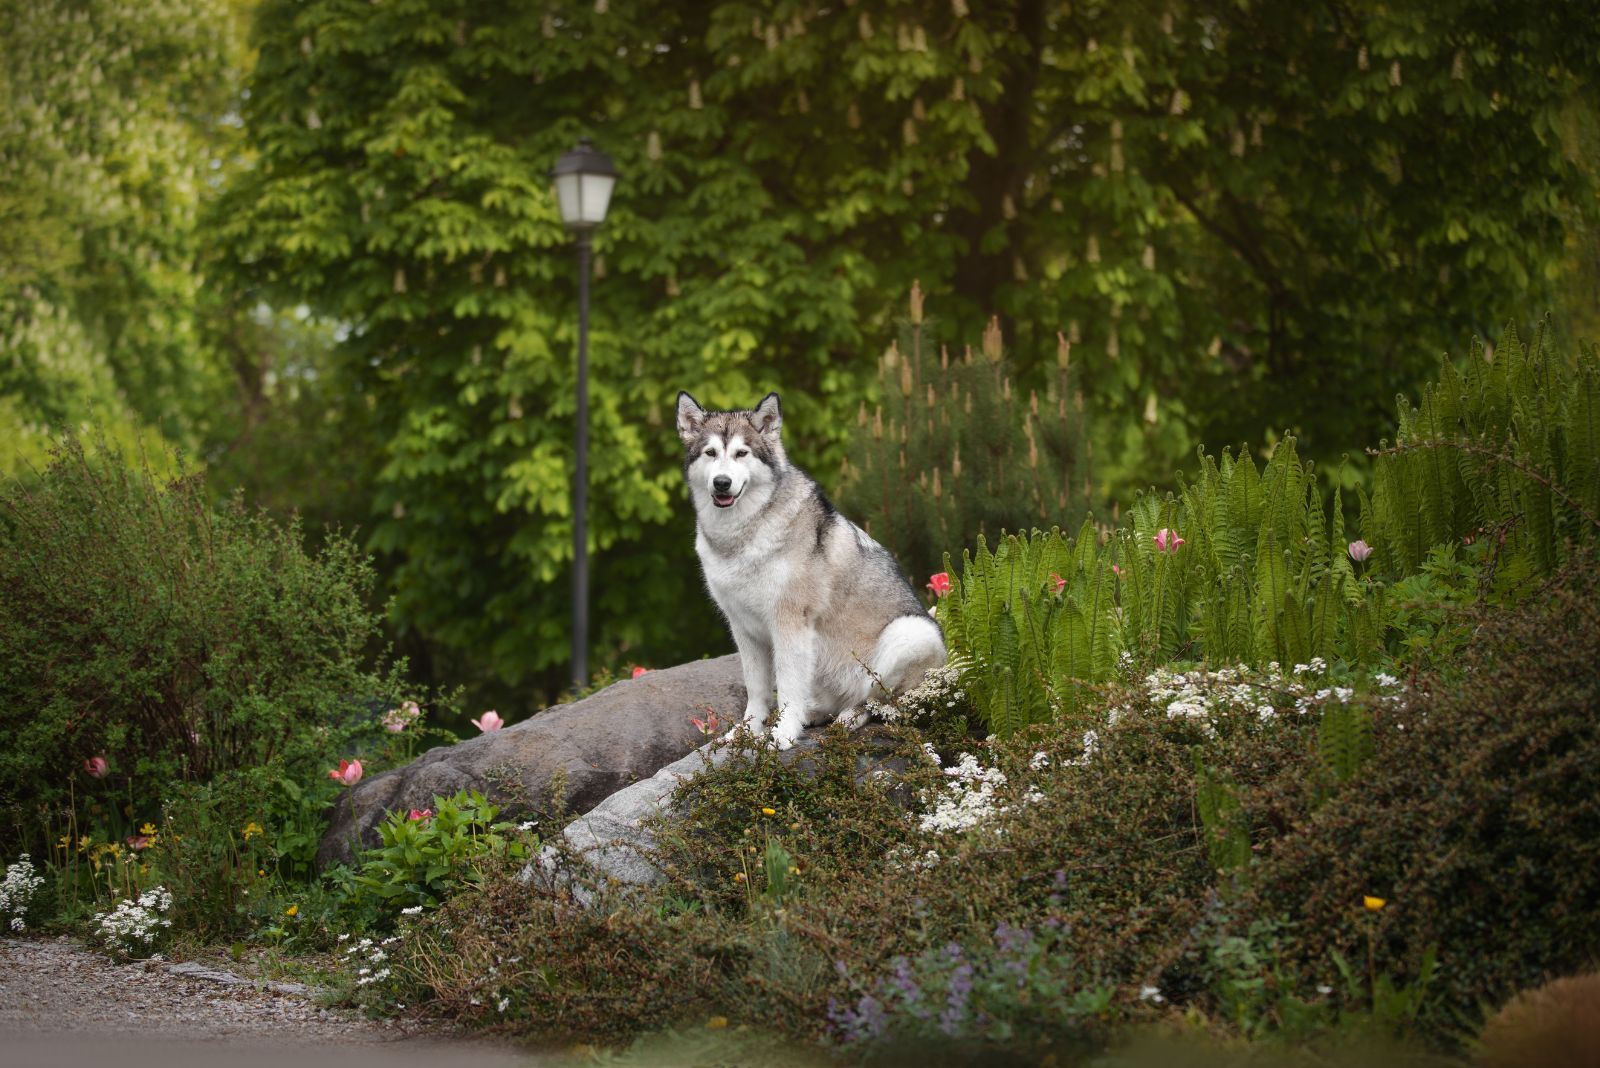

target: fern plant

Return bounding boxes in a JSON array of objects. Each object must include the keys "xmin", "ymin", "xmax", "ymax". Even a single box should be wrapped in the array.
[
  {"xmin": 943, "ymin": 323, "xmax": 1599, "ymax": 737},
  {"xmin": 1365, "ymin": 323, "xmax": 1600, "ymax": 577}
]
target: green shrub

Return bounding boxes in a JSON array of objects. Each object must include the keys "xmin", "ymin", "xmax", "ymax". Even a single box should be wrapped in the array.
[
  {"xmin": 1236, "ymin": 554, "xmax": 1600, "ymax": 1037},
  {"xmin": 836, "ymin": 289, "xmax": 1095, "ymax": 586},
  {"xmin": 0, "ymin": 436, "xmax": 415, "ymax": 855}
]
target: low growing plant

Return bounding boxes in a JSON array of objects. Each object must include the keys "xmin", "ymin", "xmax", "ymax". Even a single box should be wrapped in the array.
[{"xmin": 345, "ymin": 789, "xmax": 532, "ymax": 921}]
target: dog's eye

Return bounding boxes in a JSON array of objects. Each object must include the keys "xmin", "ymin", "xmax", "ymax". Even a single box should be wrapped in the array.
[
  {"xmin": 704, "ymin": 447, "xmax": 718, "ymax": 458},
  {"xmin": 734, "ymin": 448, "xmax": 749, "ymax": 459}
]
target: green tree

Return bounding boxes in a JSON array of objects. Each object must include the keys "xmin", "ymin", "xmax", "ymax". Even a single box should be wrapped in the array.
[
  {"xmin": 220, "ymin": 0, "xmax": 1598, "ymax": 700},
  {"xmin": 0, "ymin": 0, "xmax": 258, "ymax": 470}
]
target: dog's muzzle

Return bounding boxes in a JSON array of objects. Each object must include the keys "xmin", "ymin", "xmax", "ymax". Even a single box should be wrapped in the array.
[{"xmin": 712, "ymin": 475, "xmax": 738, "ymax": 508}]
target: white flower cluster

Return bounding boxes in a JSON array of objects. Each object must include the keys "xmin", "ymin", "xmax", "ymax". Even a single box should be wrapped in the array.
[
  {"xmin": 344, "ymin": 935, "xmax": 399, "ymax": 988},
  {"xmin": 92, "ymin": 886, "xmax": 173, "ymax": 956},
  {"xmin": 917, "ymin": 751, "xmax": 1010, "ymax": 835},
  {"xmin": 1115, "ymin": 661, "xmax": 1405, "ymax": 738},
  {"xmin": 866, "ymin": 665, "xmax": 968, "ymax": 726},
  {"xmin": 1, "ymin": 855, "xmax": 45, "ymax": 933}
]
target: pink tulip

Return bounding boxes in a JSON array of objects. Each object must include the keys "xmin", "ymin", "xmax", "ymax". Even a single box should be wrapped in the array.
[
  {"xmin": 631, "ymin": 666, "xmax": 650, "ymax": 679},
  {"xmin": 1348, "ymin": 539, "xmax": 1373, "ymax": 563},
  {"xmin": 1111, "ymin": 564, "xmax": 1122, "ymax": 578},
  {"xmin": 927, "ymin": 572, "xmax": 951, "ymax": 597},
  {"xmin": 407, "ymin": 808, "xmax": 433, "ymax": 821},
  {"xmin": 84, "ymin": 756, "xmax": 109, "ymax": 779},
  {"xmin": 126, "ymin": 835, "xmax": 152, "ymax": 850},
  {"xmin": 1049, "ymin": 572, "xmax": 1066, "ymax": 595},
  {"xmin": 1154, "ymin": 528, "xmax": 1186, "ymax": 553},
  {"xmin": 471, "ymin": 710, "xmax": 504, "ymax": 733},
  {"xmin": 690, "ymin": 712, "xmax": 720, "ymax": 735},
  {"xmin": 327, "ymin": 758, "xmax": 363, "ymax": 786}
]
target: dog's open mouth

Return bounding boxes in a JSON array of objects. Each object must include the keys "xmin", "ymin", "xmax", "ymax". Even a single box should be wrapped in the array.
[{"xmin": 712, "ymin": 491, "xmax": 740, "ymax": 508}]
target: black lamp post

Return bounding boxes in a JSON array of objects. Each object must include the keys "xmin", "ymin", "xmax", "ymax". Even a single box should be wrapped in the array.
[{"xmin": 550, "ymin": 137, "xmax": 618, "ymax": 690}]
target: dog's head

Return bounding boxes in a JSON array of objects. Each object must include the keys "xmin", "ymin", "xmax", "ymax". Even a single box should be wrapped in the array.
[{"xmin": 676, "ymin": 391, "xmax": 785, "ymax": 513}]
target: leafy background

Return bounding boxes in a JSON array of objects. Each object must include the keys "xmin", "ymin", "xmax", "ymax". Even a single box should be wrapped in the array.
[{"xmin": 3, "ymin": 0, "xmax": 1598, "ymax": 719}]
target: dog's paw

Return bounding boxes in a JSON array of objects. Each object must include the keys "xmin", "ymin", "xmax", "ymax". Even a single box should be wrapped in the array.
[
  {"xmin": 770, "ymin": 721, "xmax": 803, "ymax": 750},
  {"xmin": 739, "ymin": 712, "xmax": 769, "ymax": 736},
  {"xmin": 835, "ymin": 705, "xmax": 871, "ymax": 731}
]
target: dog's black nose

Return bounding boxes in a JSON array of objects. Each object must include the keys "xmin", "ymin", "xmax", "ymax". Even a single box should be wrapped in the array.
[{"xmin": 712, "ymin": 475, "xmax": 733, "ymax": 493}]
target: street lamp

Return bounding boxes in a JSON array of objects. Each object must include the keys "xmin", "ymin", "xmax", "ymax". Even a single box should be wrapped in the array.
[{"xmin": 551, "ymin": 137, "xmax": 618, "ymax": 690}]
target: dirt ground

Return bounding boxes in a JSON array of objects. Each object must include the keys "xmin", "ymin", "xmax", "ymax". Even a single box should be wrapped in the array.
[{"xmin": 0, "ymin": 936, "xmax": 547, "ymax": 1068}]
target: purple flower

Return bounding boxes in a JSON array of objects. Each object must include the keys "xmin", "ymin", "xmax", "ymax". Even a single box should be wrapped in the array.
[{"xmin": 940, "ymin": 961, "xmax": 975, "ymax": 1036}]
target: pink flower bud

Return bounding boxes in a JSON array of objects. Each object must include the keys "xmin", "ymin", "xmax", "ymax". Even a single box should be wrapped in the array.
[
  {"xmin": 327, "ymin": 758, "xmax": 363, "ymax": 786},
  {"xmin": 407, "ymin": 808, "xmax": 432, "ymax": 821},
  {"xmin": 471, "ymin": 710, "xmax": 505, "ymax": 733},
  {"xmin": 631, "ymin": 666, "xmax": 650, "ymax": 679},
  {"xmin": 1348, "ymin": 539, "xmax": 1373, "ymax": 562},
  {"xmin": 927, "ymin": 572, "xmax": 951, "ymax": 597},
  {"xmin": 84, "ymin": 756, "xmax": 109, "ymax": 779},
  {"xmin": 1049, "ymin": 572, "xmax": 1066, "ymax": 594}
]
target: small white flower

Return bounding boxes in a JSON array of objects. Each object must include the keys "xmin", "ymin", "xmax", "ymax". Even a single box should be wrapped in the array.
[
  {"xmin": 1317, "ymin": 984, "xmax": 1333, "ymax": 995},
  {"xmin": 1138, "ymin": 985, "xmax": 1166, "ymax": 1003},
  {"xmin": 400, "ymin": 905, "xmax": 424, "ymax": 916}
]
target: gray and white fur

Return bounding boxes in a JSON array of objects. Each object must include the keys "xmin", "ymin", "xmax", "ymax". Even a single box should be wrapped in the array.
[{"xmin": 677, "ymin": 390, "xmax": 947, "ymax": 748}]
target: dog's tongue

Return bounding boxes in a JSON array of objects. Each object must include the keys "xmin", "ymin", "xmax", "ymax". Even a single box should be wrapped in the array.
[{"xmin": 714, "ymin": 493, "xmax": 735, "ymax": 507}]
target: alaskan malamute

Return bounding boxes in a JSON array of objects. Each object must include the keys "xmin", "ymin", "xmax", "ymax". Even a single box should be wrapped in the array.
[{"xmin": 676, "ymin": 391, "xmax": 947, "ymax": 748}]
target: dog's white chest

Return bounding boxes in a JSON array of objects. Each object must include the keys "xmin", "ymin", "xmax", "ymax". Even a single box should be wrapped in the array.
[{"xmin": 696, "ymin": 529, "xmax": 790, "ymax": 633}]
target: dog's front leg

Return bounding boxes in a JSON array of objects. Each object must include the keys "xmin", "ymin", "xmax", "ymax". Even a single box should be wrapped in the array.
[
  {"xmin": 770, "ymin": 626, "xmax": 816, "ymax": 751},
  {"xmin": 730, "ymin": 621, "xmax": 774, "ymax": 735}
]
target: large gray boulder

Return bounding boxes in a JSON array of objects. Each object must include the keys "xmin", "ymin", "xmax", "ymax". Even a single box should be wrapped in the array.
[{"xmin": 317, "ymin": 655, "xmax": 746, "ymax": 868}]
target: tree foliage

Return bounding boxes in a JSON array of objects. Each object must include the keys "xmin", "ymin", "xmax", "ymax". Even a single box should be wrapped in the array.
[
  {"xmin": 218, "ymin": 0, "xmax": 1599, "ymax": 695},
  {"xmin": 0, "ymin": 0, "xmax": 253, "ymax": 469}
]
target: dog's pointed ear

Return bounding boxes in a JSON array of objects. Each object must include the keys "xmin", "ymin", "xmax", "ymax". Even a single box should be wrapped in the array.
[
  {"xmin": 676, "ymin": 391, "xmax": 707, "ymax": 445},
  {"xmin": 752, "ymin": 392, "xmax": 782, "ymax": 438}
]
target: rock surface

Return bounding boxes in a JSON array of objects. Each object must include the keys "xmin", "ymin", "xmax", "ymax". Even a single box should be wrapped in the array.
[{"xmin": 318, "ymin": 655, "xmax": 746, "ymax": 868}]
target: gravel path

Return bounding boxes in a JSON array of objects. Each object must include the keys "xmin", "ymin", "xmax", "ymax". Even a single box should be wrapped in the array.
[{"xmin": 0, "ymin": 936, "xmax": 547, "ymax": 1068}]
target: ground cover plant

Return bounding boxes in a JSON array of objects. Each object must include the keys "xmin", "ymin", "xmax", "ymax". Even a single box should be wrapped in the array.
[{"xmin": 365, "ymin": 557, "xmax": 1597, "ymax": 1063}]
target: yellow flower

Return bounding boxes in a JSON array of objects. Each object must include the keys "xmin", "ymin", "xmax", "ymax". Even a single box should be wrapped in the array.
[
  {"xmin": 788, "ymin": 866, "xmax": 800, "ymax": 875},
  {"xmin": 733, "ymin": 872, "xmax": 746, "ymax": 882},
  {"xmin": 760, "ymin": 807, "xmax": 776, "ymax": 816},
  {"xmin": 705, "ymin": 1016, "xmax": 729, "ymax": 1030},
  {"xmin": 285, "ymin": 904, "xmax": 299, "ymax": 917},
  {"xmin": 77, "ymin": 835, "xmax": 90, "ymax": 852},
  {"xmin": 139, "ymin": 822, "xmax": 157, "ymax": 836},
  {"xmin": 56, "ymin": 835, "xmax": 70, "ymax": 850},
  {"xmin": 258, "ymin": 869, "xmax": 266, "ymax": 877},
  {"xmin": 241, "ymin": 821, "xmax": 265, "ymax": 841},
  {"xmin": 1363, "ymin": 895, "xmax": 1386, "ymax": 912}
]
